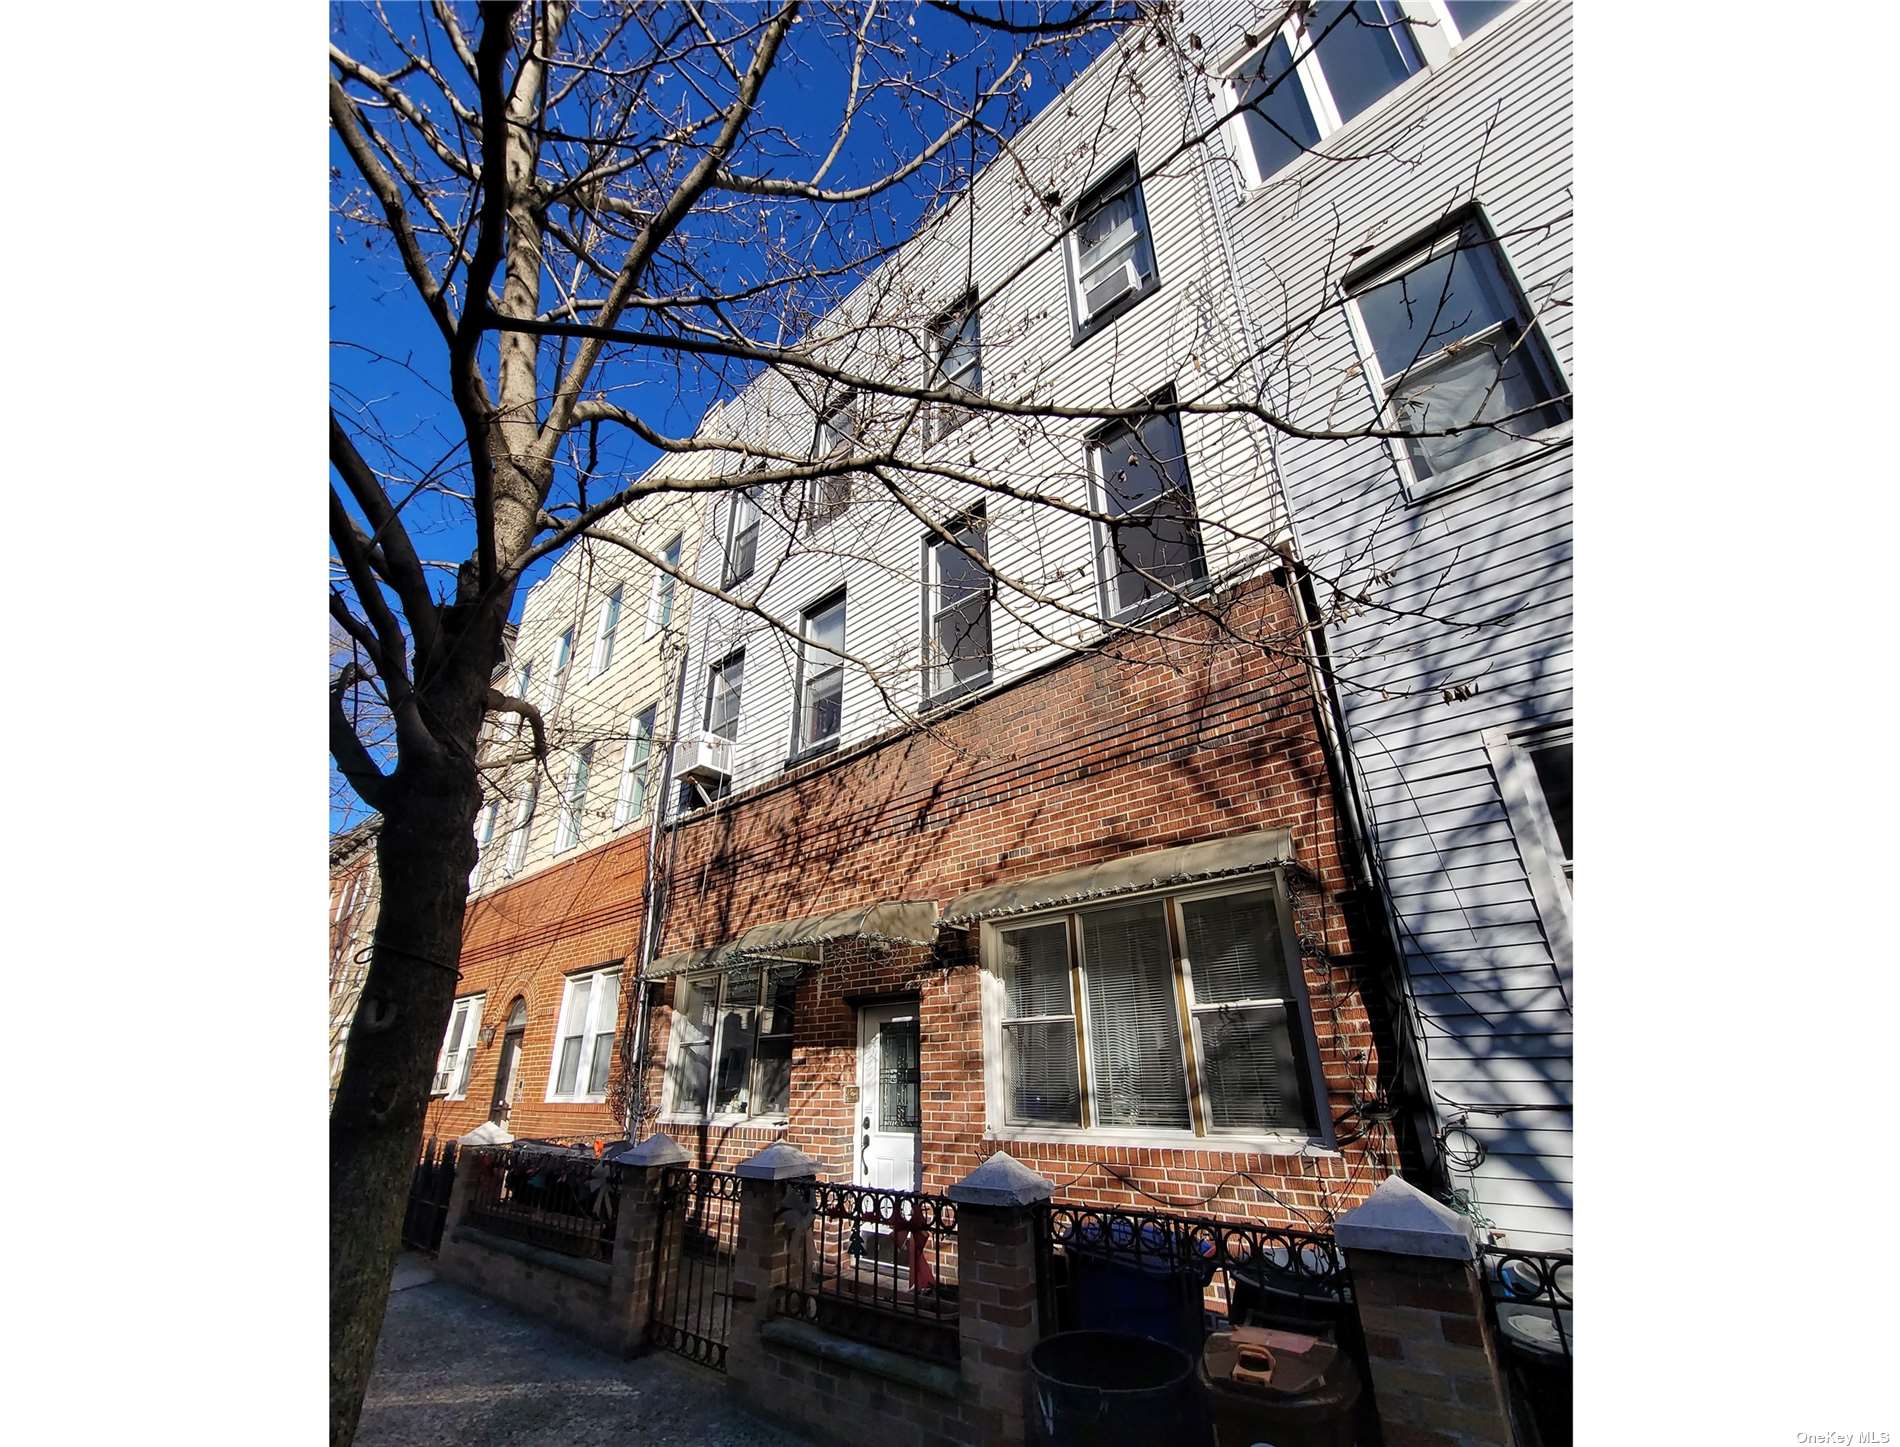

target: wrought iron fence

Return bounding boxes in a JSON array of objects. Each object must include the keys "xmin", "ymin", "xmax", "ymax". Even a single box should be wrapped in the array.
[
  {"xmin": 401, "ymin": 1137, "xmax": 458, "ymax": 1253},
  {"xmin": 648, "ymin": 1167, "xmax": 743, "ymax": 1371},
  {"xmin": 1037, "ymin": 1201, "xmax": 1355, "ymax": 1347},
  {"xmin": 778, "ymin": 1180, "xmax": 959, "ymax": 1365},
  {"xmin": 462, "ymin": 1144, "xmax": 621, "ymax": 1262},
  {"xmin": 1479, "ymin": 1246, "xmax": 1572, "ymax": 1447}
]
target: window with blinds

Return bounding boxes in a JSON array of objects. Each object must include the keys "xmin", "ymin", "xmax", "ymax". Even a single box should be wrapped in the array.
[
  {"xmin": 990, "ymin": 880, "xmax": 1321, "ymax": 1140},
  {"xmin": 548, "ymin": 965, "xmax": 620, "ymax": 1103}
]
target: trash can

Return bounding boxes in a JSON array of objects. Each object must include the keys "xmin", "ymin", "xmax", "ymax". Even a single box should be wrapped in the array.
[
  {"xmin": 1064, "ymin": 1218, "xmax": 1215, "ymax": 1356},
  {"xmin": 1029, "ymin": 1330, "xmax": 1209, "ymax": 1447},
  {"xmin": 1198, "ymin": 1328, "xmax": 1361, "ymax": 1447}
]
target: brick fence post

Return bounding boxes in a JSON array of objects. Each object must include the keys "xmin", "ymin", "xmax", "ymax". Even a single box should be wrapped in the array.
[
  {"xmin": 436, "ymin": 1123, "xmax": 512, "ymax": 1272},
  {"xmin": 727, "ymin": 1141, "xmax": 822, "ymax": 1390},
  {"xmin": 1335, "ymin": 1176, "xmax": 1515, "ymax": 1447},
  {"xmin": 947, "ymin": 1152, "xmax": 1055, "ymax": 1447},
  {"xmin": 605, "ymin": 1133, "xmax": 690, "ymax": 1357}
]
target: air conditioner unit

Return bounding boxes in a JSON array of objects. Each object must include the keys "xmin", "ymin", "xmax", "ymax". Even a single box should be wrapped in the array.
[{"xmin": 676, "ymin": 729, "xmax": 733, "ymax": 785}]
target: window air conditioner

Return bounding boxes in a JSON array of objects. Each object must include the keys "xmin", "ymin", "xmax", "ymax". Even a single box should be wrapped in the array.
[{"xmin": 677, "ymin": 729, "xmax": 734, "ymax": 785}]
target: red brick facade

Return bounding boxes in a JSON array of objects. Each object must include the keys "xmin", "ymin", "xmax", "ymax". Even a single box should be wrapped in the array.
[{"xmin": 427, "ymin": 574, "xmax": 1399, "ymax": 1227}]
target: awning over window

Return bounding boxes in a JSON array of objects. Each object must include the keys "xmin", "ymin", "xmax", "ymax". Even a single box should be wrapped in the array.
[
  {"xmin": 940, "ymin": 828, "xmax": 1297, "ymax": 927},
  {"xmin": 648, "ymin": 899, "xmax": 942, "ymax": 979}
]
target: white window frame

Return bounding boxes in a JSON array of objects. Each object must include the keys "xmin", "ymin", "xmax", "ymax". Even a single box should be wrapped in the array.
[
  {"xmin": 590, "ymin": 584, "xmax": 624, "ymax": 677},
  {"xmin": 470, "ymin": 800, "xmax": 499, "ymax": 890},
  {"xmin": 977, "ymin": 875, "xmax": 1334, "ymax": 1154},
  {"xmin": 1218, "ymin": 2, "xmax": 1517, "ymax": 194},
  {"xmin": 706, "ymin": 650, "xmax": 744, "ymax": 745},
  {"xmin": 661, "ymin": 967, "xmax": 796, "ymax": 1126},
  {"xmin": 1062, "ymin": 158, "xmax": 1159, "ymax": 339},
  {"xmin": 503, "ymin": 779, "xmax": 538, "ymax": 877},
  {"xmin": 544, "ymin": 965, "xmax": 622, "ymax": 1105},
  {"xmin": 646, "ymin": 535, "xmax": 683, "ymax": 637},
  {"xmin": 723, "ymin": 485, "xmax": 762, "ymax": 587},
  {"xmin": 553, "ymin": 744, "xmax": 593, "ymax": 855},
  {"xmin": 1337, "ymin": 206, "xmax": 1572, "ymax": 503},
  {"xmin": 542, "ymin": 628, "xmax": 574, "ymax": 720},
  {"xmin": 1484, "ymin": 723, "xmax": 1573, "ymax": 1004},
  {"xmin": 432, "ymin": 993, "xmax": 486, "ymax": 1099}
]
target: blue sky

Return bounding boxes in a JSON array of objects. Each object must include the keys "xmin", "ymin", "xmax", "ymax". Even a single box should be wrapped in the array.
[{"xmin": 330, "ymin": 3, "xmax": 1114, "ymax": 832}]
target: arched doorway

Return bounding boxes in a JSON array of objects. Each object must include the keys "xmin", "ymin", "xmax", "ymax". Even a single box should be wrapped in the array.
[{"xmin": 489, "ymin": 997, "xmax": 528, "ymax": 1126}]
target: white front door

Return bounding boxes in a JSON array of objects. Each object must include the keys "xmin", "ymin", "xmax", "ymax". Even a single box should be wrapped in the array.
[{"xmin": 856, "ymin": 1003, "xmax": 921, "ymax": 1191}]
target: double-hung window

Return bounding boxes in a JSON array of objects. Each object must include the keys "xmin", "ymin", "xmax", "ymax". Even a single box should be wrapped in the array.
[
  {"xmin": 1063, "ymin": 160, "xmax": 1159, "ymax": 340},
  {"xmin": 1345, "ymin": 212, "xmax": 1569, "ymax": 490},
  {"xmin": 542, "ymin": 629, "xmax": 574, "ymax": 721},
  {"xmin": 707, "ymin": 651, "xmax": 744, "ymax": 744},
  {"xmin": 432, "ymin": 994, "xmax": 485, "ymax": 1098},
  {"xmin": 724, "ymin": 485, "xmax": 762, "ymax": 587},
  {"xmin": 666, "ymin": 967, "xmax": 796, "ymax": 1122},
  {"xmin": 503, "ymin": 779, "xmax": 538, "ymax": 876},
  {"xmin": 506, "ymin": 661, "xmax": 533, "ymax": 738},
  {"xmin": 989, "ymin": 881, "xmax": 1323, "ymax": 1141},
  {"xmin": 647, "ymin": 535, "xmax": 682, "ymax": 636},
  {"xmin": 591, "ymin": 585, "xmax": 623, "ymax": 676},
  {"xmin": 1486, "ymin": 723, "xmax": 1573, "ymax": 988},
  {"xmin": 1087, "ymin": 398, "xmax": 1207, "ymax": 619},
  {"xmin": 470, "ymin": 800, "xmax": 499, "ymax": 890},
  {"xmin": 807, "ymin": 394, "xmax": 860, "ymax": 529},
  {"xmin": 929, "ymin": 297, "xmax": 982, "ymax": 442},
  {"xmin": 547, "ymin": 965, "xmax": 620, "ymax": 1103},
  {"xmin": 925, "ymin": 513, "xmax": 992, "ymax": 701},
  {"xmin": 613, "ymin": 704, "xmax": 658, "ymax": 829},
  {"xmin": 1225, "ymin": 3, "xmax": 1520, "ymax": 189},
  {"xmin": 554, "ymin": 744, "xmax": 592, "ymax": 854},
  {"xmin": 795, "ymin": 592, "xmax": 846, "ymax": 754}
]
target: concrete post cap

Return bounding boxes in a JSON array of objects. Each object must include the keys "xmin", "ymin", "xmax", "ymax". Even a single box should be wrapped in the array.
[
  {"xmin": 734, "ymin": 1140, "xmax": 822, "ymax": 1181},
  {"xmin": 946, "ymin": 1150, "xmax": 1055, "ymax": 1208},
  {"xmin": 1334, "ymin": 1175, "xmax": 1479, "ymax": 1261},
  {"xmin": 456, "ymin": 1121, "xmax": 514, "ymax": 1147},
  {"xmin": 605, "ymin": 1133, "xmax": 689, "ymax": 1168}
]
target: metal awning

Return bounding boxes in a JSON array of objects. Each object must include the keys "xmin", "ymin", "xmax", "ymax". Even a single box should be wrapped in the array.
[
  {"xmin": 648, "ymin": 899, "xmax": 942, "ymax": 979},
  {"xmin": 940, "ymin": 828, "xmax": 1297, "ymax": 927}
]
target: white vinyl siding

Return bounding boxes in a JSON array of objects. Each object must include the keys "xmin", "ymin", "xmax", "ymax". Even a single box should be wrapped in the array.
[
  {"xmin": 432, "ymin": 994, "xmax": 485, "ymax": 1098},
  {"xmin": 547, "ymin": 966, "xmax": 620, "ymax": 1103},
  {"xmin": 986, "ymin": 881, "xmax": 1322, "ymax": 1144},
  {"xmin": 665, "ymin": 968, "xmax": 796, "ymax": 1123}
]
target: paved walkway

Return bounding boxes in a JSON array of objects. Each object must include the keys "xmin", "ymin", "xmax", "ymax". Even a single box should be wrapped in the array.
[{"xmin": 359, "ymin": 1254, "xmax": 815, "ymax": 1447}]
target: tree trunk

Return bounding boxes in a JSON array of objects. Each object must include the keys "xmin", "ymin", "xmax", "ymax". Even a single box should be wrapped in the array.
[{"xmin": 329, "ymin": 774, "xmax": 481, "ymax": 1447}]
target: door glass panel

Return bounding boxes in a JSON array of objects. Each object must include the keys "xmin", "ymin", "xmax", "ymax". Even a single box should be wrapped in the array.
[{"xmin": 878, "ymin": 1018, "xmax": 921, "ymax": 1131}]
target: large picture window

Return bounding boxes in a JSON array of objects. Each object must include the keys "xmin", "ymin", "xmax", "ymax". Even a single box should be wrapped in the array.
[
  {"xmin": 546, "ymin": 965, "xmax": 621, "ymax": 1103},
  {"xmin": 987, "ymin": 881, "xmax": 1322, "ymax": 1141},
  {"xmin": 666, "ymin": 967, "xmax": 797, "ymax": 1122}
]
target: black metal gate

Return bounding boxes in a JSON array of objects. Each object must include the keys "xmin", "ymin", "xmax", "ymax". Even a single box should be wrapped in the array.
[
  {"xmin": 647, "ymin": 1166, "xmax": 742, "ymax": 1371},
  {"xmin": 401, "ymin": 1137, "xmax": 458, "ymax": 1253}
]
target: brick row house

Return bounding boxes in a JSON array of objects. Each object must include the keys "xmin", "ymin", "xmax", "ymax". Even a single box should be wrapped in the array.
[{"xmin": 388, "ymin": 0, "xmax": 1572, "ymax": 1251}]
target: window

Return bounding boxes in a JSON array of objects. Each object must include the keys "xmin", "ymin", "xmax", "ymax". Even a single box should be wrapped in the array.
[
  {"xmin": 925, "ymin": 513, "xmax": 992, "ymax": 701},
  {"xmin": 1444, "ymin": 1, "xmax": 1517, "ymax": 43},
  {"xmin": 613, "ymin": 705, "xmax": 658, "ymax": 829},
  {"xmin": 807, "ymin": 393, "xmax": 860, "ymax": 528},
  {"xmin": 1063, "ymin": 159, "xmax": 1159, "ymax": 339},
  {"xmin": 542, "ymin": 628, "xmax": 574, "ymax": 720},
  {"xmin": 547, "ymin": 965, "xmax": 621, "ymax": 1102},
  {"xmin": 1228, "ymin": 33, "xmax": 1322, "ymax": 185},
  {"xmin": 706, "ymin": 650, "xmax": 744, "ymax": 744},
  {"xmin": 432, "ymin": 994, "xmax": 485, "ymax": 1098},
  {"xmin": 724, "ymin": 485, "xmax": 762, "ymax": 587},
  {"xmin": 666, "ymin": 967, "xmax": 797, "ymax": 1122},
  {"xmin": 987, "ymin": 881, "xmax": 1323, "ymax": 1140},
  {"xmin": 1346, "ymin": 213, "xmax": 1570, "ymax": 489},
  {"xmin": 590, "ymin": 585, "xmax": 624, "ymax": 677},
  {"xmin": 505, "ymin": 661, "xmax": 533, "ymax": 737},
  {"xmin": 1301, "ymin": 3, "xmax": 1424, "ymax": 125},
  {"xmin": 794, "ymin": 592, "xmax": 846, "ymax": 754},
  {"xmin": 1087, "ymin": 399, "xmax": 1207, "ymax": 619},
  {"xmin": 1486, "ymin": 722, "xmax": 1572, "ymax": 1004},
  {"xmin": 503, "ymin": 779, "xmax": 538, "ymax": 876},
  {"xmin": 470, "ymin": 800, "xmax": 499, "ymax": 890},
  {"xmin": 929, "ymin": 297, "xmax": 982, "ymax": 442},
  {"xmin": 647, "ymin": 535, "xmax": 683, "ymax": 636},
  {"xmin": 554, "ymin": 744, "xmax": 593, "ymax": 854}
]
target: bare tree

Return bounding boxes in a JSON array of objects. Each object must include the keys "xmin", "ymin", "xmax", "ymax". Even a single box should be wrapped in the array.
[{"xmin": 329, "ymin": 3, "xmax": 1567, "ymax": 1440}]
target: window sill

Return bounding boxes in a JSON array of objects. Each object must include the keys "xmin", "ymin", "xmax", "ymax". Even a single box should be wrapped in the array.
[
  {"xmin": 1105, "ymin": 571, "xmax": 1215, "ymax": 628},
  {"xmin": 1400, "ymin": 419, "xmax": 1574, "ymax": 507},
  {"xmin": 921, "ymin": 673, "xmax": 993, "ymax": 712},
  {"xmin": 659, "ymin": 1112, "xmax": 789, "ymax": 1132},
  {"xmin": 1071, "ymin": 274, "xmax": 1158, "ymax": 348},
  {"xmin": 545, "ymin": 1093, "xmax": 611, "ymax": 1107},
  {"xmin": 987, "ymin": 1125, "xmax": 1337, "ymax": 1159},
  {"xmin": 783, "ymin": 738, "xmax": 840, "ymax": 771}
]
